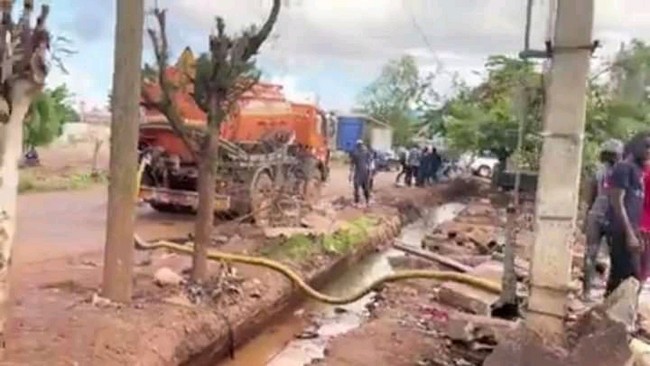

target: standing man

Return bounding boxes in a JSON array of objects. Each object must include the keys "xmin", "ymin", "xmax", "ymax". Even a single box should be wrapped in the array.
[
  {"xmin": 582, "ymin": 139, "xmax": 623, "ymax": 301},
  {"xmin": 349, "ymin": 140, "xmax": 373, "ymax": 207},
  {"xmin": 406, "ymin": 145, "xmax": 421, "ymax": 187},
  {"xmin": 395, "ymin": 146, "xmax": 409, "ymax": 186},
  {"xmin": 607, "ymin": 132, "xmax": 650, "ymax": 297},
  {"xmin": 417, "ymin": 146, "xmax": 430, "ymax": 187},
  {"xmin": 430, "ymin": 147, "xmax": 442, "ymax": 184}
]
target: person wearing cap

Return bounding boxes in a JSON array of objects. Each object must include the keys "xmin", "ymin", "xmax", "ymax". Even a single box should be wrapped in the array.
[
  {"xmin": 582, "ymin": 138, "xmax": 623, "ymax": 300},
  {"xmin": 348, "ymin": 139, "xmax": 373, "ymax": 207}
]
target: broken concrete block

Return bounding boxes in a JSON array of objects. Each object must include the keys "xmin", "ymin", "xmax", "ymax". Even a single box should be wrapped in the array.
[
  {"xmin": 604, "ymin": 277, "xmax": 640, "ymax": 332},
  {"xmin": 485, "ymin": 322, "xmax": 631, "ymax": 366},
  {"xmin": 154, "ymin": 267, "xmax": 184, "ymax": 287},
  {"xmin": 437, "ymin": 261, "xmax": 502, "ymax": 315}
]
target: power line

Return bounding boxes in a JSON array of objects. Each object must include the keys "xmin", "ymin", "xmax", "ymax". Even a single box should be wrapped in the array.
[{"xmin": 401, "ymin": 0, "xmax": 451, "ymax": 77}]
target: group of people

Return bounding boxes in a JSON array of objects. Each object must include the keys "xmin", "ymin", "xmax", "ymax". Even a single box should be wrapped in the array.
[
  {"xmin": 395, "ymin": 145, "xmax": 443, "ymax": 187},
  {"xmin": 583, "ymin": 132, "xmax": 650, "ymax": 314},
  {"xmin": 347, "ymin": 141, "xmax": 444, "ymax": 208}
]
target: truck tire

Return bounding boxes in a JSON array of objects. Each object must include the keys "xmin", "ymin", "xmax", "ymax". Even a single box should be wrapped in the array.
[
  {"xmin": 477, "ymin": 165, "xmax": 492, "ymax": 178},
  {"xmin": 150, "ymin": 202, "xmax": 192, "ymax": 214}
]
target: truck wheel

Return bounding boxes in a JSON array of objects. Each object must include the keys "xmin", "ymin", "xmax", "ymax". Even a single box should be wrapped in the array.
[
  {"xmin": 251, "ymin": 172, "xmax": 275, "ymax": 227},
  {"xmin": 477, "ymin": 165, "xmax": 492, "ymax": 178}
]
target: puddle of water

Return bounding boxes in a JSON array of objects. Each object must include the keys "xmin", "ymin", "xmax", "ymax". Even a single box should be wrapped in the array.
[{"xmin": 219, "ymin": 203, "xmax": 466, "ymax": 366}]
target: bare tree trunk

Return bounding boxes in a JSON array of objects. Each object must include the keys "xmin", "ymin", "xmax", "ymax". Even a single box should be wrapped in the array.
[
  {"xmin": 192, "ymin": 137, "xmax": 217, "ymax": 282},
  {"xmin": 91, "ymin": 138, "xmax": 103, "ymax": 177},
  {"xmin": 102, "ymin": 0, "xmax": 144, "ymax": 303},
  {"xmin": 0, "ymin": 93, "xmax": 33, "ymax": 355},
  {"xmin": 499, "ymin": 84, "xmax": 527, "ymax": 307}
]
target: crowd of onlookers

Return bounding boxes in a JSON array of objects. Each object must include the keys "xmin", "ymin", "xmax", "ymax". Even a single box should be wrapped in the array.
[
  {"xmin": 394, "ymin": 145, "xmax": 443, "ymax": 187},
  {"xmin": 347, "ymin": 140, "xmax": 446, "ymax": 208}
]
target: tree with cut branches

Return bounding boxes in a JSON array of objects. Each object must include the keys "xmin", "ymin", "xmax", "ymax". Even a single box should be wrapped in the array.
[
  {"xmin": 144, "ymin": 0, "xmax": 281, "ymax": 282},
  {"xmin": 0, "ymin": 0, "xmax": 51, "ymax": 355}
]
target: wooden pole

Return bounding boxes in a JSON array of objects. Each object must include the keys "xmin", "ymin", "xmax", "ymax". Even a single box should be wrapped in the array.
[
  {"xmin": 101, "ymin": 0, "xmax": 144, "ymax": 303},
  {"xmin": 526, "ymin": 0, "xmax": 594, "ymax": 344}
]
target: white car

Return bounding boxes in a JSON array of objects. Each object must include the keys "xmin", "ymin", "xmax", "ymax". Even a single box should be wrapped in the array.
[{"xmin": 459, "ymin": 153, "xmax": 500, "ymax": 178}]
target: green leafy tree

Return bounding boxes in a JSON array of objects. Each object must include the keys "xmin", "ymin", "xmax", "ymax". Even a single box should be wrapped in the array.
[
  {"xmin": 357, "ymin": 55, "xmax": 428, "ymax": 145},
  {"xmin": 24, "ymin": 84, "xmax": 78, "ymax": 149},
  {"xmin": 442, "ymin": 56, "xmax": 544, "ymax": 166}
]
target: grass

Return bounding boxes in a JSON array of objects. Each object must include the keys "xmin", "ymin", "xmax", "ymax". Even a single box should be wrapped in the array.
[
  {"xmin": 260, "ymin": 215, "xmax": 380, "ymax": 262},
  {"xmin": 18, "ymin": 168, "xmax": 108, "ymax": 194}
]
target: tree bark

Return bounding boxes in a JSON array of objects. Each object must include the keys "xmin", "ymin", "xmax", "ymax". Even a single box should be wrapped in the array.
[
  {"xmin": 0, "ymin": 93, "xmax": 33, "ymax": 356},
  {"xmin": 192, "ymin": 136, "xmax": 217, "ymax": 283},
  {"xmin": 101, "ymin": 0, "xmax": 144, "ymax": 303}
]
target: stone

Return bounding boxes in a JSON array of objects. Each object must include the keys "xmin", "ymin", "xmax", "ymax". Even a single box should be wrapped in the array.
[
  {"xmin": 154, "ymin": 267, "xmax": 184, "ymax": 287},
  {"xmin": 90, "ymin": 293, "xmax": 113, "ymax": 308},
  {"xmin": 603, "ymin": 277, "xmax": 640, "ymax": 332},
  {"xmin": 437, "ymin": 261, "xmax": 502, "ymax": 315},
  {"xmin": 444, "ymin": 312, "xmax": 517, "ymax": 343},
  {"xmin": 300, "ymin": 212, "xmax": 341, "ymax": 235}
]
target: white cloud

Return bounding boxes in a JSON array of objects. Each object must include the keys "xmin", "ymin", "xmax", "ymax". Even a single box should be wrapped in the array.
[
  {"xmin": 268, "ymin": 74, "xmax": 318, "ymax": 104},
  {"xmin": 164, "ymin": 0, "xmax": 650, "ymax": 74}
]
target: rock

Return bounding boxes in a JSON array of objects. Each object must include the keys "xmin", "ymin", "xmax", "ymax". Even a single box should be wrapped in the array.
[
  {"xmin": 154, "ymin": 267, "xmax": 184, "ymax": 287},
  {"xmin": 91, "ymin": 293, "xmax": 113, "ymax": 308},
  {"xmin": 603, "ymin": 277, "xmax": 640, "ymax": 332},
  {"xmin": 487, "ymin": 314, "xmax": 632, "ymax": 366},
  {"xmin": 300, "ymin": 212, "xmax": 340, "ymax": 235},
  {"xmin": 437, "ymin": 261, "xmax": 502, "ymax": 315},
  {"xmin": 444, "ymin": 312, "xmax": 518, "ymax": 344}
]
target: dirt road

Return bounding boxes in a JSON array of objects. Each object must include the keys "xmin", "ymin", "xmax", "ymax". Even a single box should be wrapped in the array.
[{"xmin": 14, "ymin": 166, "xmax": 395, "ymax": 267}]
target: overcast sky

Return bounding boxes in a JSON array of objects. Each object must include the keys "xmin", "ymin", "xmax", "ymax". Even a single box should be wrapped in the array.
[{"xmin": 48, "ymin": 0, "xmax": 650, "ymax": 111}]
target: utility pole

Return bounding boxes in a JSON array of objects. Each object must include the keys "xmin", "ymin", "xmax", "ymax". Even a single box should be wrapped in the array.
[
  {"xmin": 101, "ymin": 0, "xmax": 144, "ymax": 303},
  {"xmin": 526, "ymin": 0, "xmax": 594, "ymax": 344}
]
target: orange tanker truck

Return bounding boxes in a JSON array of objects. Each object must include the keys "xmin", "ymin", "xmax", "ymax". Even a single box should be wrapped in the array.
[{"xmin": 137, "ymin": 49, "xmax": 332, "ymax": 225}]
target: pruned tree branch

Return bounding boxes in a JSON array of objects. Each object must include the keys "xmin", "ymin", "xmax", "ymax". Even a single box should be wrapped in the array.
[
  {"xmin": 145, "ymin": 8, "xmax": 199, "ymax": 158},
  {"xmin": 243, "ymin": 0, "xmax": 281, "ymax": 60}
]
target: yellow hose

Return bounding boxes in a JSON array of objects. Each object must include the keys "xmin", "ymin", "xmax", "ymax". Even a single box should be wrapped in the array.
[
  {"xmin": 134, "ymin": 235, "xmax": 501, "ymax": 305},
  {"xmin": 134, "ymin": 154, "xmax": 501, "ymax": 305}
]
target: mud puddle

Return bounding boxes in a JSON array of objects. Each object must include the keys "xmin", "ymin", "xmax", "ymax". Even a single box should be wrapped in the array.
[{"xmin": 219, "ymin": 203, "xmax": 466, "ymax": 366}]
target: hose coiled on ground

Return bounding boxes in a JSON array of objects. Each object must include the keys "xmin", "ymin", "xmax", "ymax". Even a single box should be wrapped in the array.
[
  {"xmin": 134, "ymin": 154, "xmax": 501, "ymax": 305},
  {"xmin": 134, "ymin": 234, "xmax": 501, "ymax": 305}
]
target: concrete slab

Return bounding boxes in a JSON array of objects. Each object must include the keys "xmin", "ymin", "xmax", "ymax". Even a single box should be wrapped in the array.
[{"xmin": 437, "ymin": 260, "xmax": 502, "ymax": 315}]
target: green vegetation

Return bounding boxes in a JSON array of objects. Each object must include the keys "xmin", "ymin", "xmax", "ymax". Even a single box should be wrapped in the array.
[
  {"xmin": 24, "ymin": 84, "xmax": 79, "ymax": 150},
  {"xmin": 359, "ymin": 39, "xmax": 650, "ymax": 174},
  {"xmin": 261, "ymin": 216, "xmax": 380, "ymax": 262},
  {"xmin": 18, "ymin": 169, "xmax": 106, "ymax": 194}
]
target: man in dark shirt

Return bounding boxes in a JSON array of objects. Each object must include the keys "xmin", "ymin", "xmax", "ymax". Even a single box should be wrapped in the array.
[
  {"xmin": 349, "ymin": 140, "xmax": 372, "ymax": 207},
  {"xmin": 607, "ymin": 132, "xmax": 650, "ymax": 296}
]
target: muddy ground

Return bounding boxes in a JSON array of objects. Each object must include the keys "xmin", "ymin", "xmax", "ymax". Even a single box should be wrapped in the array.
[
  {"xmin": 316, "ymin": 191, "xmax": 527, "ymax": 366},
  {"xmin": 6, "ymin": 165, "xmax": 454, "ymax": 365}
]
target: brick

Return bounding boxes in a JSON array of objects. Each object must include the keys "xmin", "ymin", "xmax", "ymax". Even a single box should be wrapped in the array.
[{"xmin": 437, "ymin": 261, "xmax": 502, "ymax": 315}]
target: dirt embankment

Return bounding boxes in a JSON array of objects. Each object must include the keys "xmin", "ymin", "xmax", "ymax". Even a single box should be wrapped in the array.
[{"xmin": 6, "ymin": 179, "xmax": 453, "ymax": 366}]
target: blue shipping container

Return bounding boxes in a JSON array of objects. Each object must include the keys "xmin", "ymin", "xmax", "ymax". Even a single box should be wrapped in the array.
[{"xmin": 336, "ymin": 116, "xmax": 364, "ymax": 152}]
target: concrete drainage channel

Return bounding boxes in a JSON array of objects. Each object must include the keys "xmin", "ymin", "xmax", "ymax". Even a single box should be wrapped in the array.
[{"xmin": 219, "ymin": 203, "xmax": 466, "ymax": 366}]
